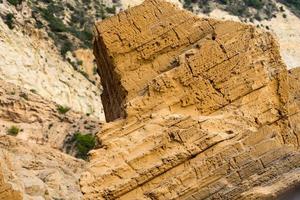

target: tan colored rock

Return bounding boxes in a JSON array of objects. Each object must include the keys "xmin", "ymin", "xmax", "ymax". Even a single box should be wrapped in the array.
[
  {"xmin": 94, "ymin": 0, "xmax": 287, "ymax": 122},
  {"xmin": 0, "ymin": 80, "xmax": 102, "ymax": 156},
  {"xmin": 200, "ymin": 2, "xmax": 300, "ymax": 69},
  {"xmin": 0, "ymin": 80, "xmax": 102, "ymax": 199},
  {"xmin": 120, "ymin": 0, "xmax": 181, "ymax": 8},
  {"xmin": 0, "ymin": 135, "xmax": 85, "ymax": 200},
  {"xmin": 74, "ymin": 49, "xmax": 102, "ymax": 88},
  {"xmin": 0, "ymin": 14, "xmax": 105, "ymax": 120},
  {"xmin": 82, "ymin": 0, "xmax": 300, "ymax": 199}
]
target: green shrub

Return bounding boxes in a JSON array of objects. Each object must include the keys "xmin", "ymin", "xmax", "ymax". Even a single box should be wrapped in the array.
[
  {"xmin": 181, "ymin": 0, "xmax": 277, "ymax": 20},
  {"xmin": 7, "ymin": 0, "xmax": 22, "ymax": 6},
  {"xmin": 73, "ymin": 132, "xmax": 96, "ymax": 159},
  {"xmin": 35, "ymin": 20, "xmax": 44, "ymax": 29},
  {"xmin": 7, "ymin": 126, "xmax": 20, "ymax": 136},
  {"xmin": 245, "ymin": 0, "xmax": 263, "ymax": 9},
  {"xmin": 70, "ymin": 10, "xmax": 86, "ymax": 26},
  {"xmin": 70, "ymin": 28, "xmax": 93, "ymax": 48},
  {"xmin": 183, "ymin": 0, "xmax": 193, "ymax": 10},
  {"xmin": 5, "ymin": 13, "xmax": 14, "ymax": 29},
  {"xmin": 57, "ymin": 105, "xmax": 70, "ymax": 114},
  {"xmin": 281, "ymin": 0, "xmax": 300, "ymax": 16},
  {"xmin": 285, "ymin": 0, "xmax": 300, "ymax": 10},
  {"xmin": 40, "ymin": 7, "xmax": 67, "ymax": 32},
  {"xmin": 46, "ymin": 3, "xmax": 64, "ymax": 14},
  {"xmin": 105, "ymin": 6, "xmax": 116, "ymax": 14},
  {"xmin": 79, "ymin": 70, "xmax": 89, "ymax": 79},
  {"xmin": 60, "ymin": 40, "xmax": 73, "ymax": 56},
  {"xmin": 96, "ymin": 4, "xmax": 107, "ymax": 19}
]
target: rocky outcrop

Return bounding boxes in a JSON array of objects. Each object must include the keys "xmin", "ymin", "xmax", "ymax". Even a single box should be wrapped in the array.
[
  {"xmin": 0, "ymin": 135, "xmax": 85, "ymax": 200},
  {"xmin": 120, "ymin": 0, "xmax": 300, "ymax": 69},
  {"xmin": 0, "ymin": 80, "xmax": 102, "ymax": 155},
  {"xmin": 0, "ymin": 78, "xmax": 105, "ymax": 199},
  {"xmin": 0, "ymin": 8, "xmax": 105, "ymax": 120},
  {"xmin": 74, "ymin": 49, "xmax": 102, "ymax": 88},
  {"xmin": 200, "ymin": 2, "xmax": 300, "ymax": 69},
  {"xmin": 83, "ymin": 0, "xmax": 300, "ymax": 199}
]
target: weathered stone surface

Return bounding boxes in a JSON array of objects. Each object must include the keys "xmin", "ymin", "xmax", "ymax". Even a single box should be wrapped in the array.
[
  {"xmin": 0, "ymin": 14, "xmax": 105, "ymax": 120},
  {"xmin": 0, "ymin": 80, "xmax": 102, "ymax": 156},
  {"xmin": 83, "ymin": 0, "xmax": 300, "ymax": 199},
  {"xmin": 0, "ymin": 80, "xmax": 104, "ymax": 199},
  {"xmin": 94, "ymin": 0, "xmax": 287, "ymax": 122},
  {"xmin": 0, "ymin": 135, "xmax": 85, "ymax": 200}
]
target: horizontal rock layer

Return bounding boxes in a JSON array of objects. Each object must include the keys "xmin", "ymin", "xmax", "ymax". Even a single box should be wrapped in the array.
[{"xmin": 85, "ymin": 0, "xmax": 300, "ymax": 199}]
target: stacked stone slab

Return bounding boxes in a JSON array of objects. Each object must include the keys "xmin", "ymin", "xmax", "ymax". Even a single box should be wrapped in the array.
[{"xmin": 84, "ymin": 0, "xmax": 300, "ymax": 199}]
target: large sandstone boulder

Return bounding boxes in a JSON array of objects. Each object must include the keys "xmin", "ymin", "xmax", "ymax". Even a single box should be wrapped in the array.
[{"xmin": 82, "ymin": 0, "xmax": 300, "ymax": 199}]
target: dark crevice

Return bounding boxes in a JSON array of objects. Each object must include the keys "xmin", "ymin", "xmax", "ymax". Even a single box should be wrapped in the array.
[{"xmin": 94, "ymin": 29, "xmax": 128, "ymax": 122}]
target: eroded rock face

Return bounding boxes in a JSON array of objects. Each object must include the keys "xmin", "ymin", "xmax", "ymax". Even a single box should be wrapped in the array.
[
  {"xmin": 83, "ymin": 0, "xmax": 300, "ymax": 199},
  {"xmin": 0, "ymin": 135, "xmax": 85, "ymax": 200},
  {"xmin": 0, "ymin": 80, "xmax": 102, "ymax": 155},
  {"xmin": 0, "ymin": 80, "xmax": 103, "ymax": 199},
  {"xmin": 0, "ymin": 15, "xmax": 105, "ymax": 120}
]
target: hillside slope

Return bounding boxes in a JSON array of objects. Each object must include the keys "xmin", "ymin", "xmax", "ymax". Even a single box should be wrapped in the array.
[{"xmin": 0, "ymin": 1, "xmax": 105, "ymax": 120}]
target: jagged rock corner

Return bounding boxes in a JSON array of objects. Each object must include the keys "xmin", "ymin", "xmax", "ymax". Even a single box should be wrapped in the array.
[
  {"xmin": 1, "ymin": 0, "xmax": 300, "ymax": 199},
  {"xmin": 82, "ymin": 0, "xmax": 300, "ymax": 199}
]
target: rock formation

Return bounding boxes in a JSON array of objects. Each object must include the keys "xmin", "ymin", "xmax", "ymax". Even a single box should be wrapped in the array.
[
  {"xmin": 82, "ymin": 0, "xmax": 300, "ymax": 199},
  {"xmin": 0, "ymin": 80, "xmax": 102, "ymax": 154},
  {"xmin": 0, "ymin": 11, "xmax": 105, "ymax": 120},
  {"xmin": 0, "ymin": 79, "xmax": 102, "ymax": 199},
  {"xmin": 0, "ymin": 135, "xmax": 85, "ymax": 200}
]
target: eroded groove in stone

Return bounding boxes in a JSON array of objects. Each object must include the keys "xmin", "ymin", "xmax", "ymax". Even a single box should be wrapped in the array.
[{"xmin": 87, "ymin": 0, "xmax": 300, "ymax": 199}]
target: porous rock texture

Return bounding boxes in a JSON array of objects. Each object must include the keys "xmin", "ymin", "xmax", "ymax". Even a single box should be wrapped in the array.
[{"xmin": 83, "ymin": 0, "xmax": 300, "ymax": 199}]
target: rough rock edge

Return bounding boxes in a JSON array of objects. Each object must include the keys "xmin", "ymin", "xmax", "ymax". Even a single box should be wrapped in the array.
[{"xmin": 84, "ymin": 0, "xmax": 300, "ymax": 199}]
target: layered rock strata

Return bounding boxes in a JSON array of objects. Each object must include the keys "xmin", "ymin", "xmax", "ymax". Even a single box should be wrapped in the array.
[
  {"xmin": 0, "ymin": 80, "xmax": 102, "ymax": 199},
  {"xmin": 83, "ymin": 0, "xmax": 300, "ymax": 199},
  {"xmin": 0, "ymin": 14, "xmax": 105, "ymax": 120},
  {"xmin": 0, "ymin": 135, "xmax": 85, "ymax": 200},
  {"xmin": 0, "ymin": 80, "xmax": 102, "ymax": 155}
]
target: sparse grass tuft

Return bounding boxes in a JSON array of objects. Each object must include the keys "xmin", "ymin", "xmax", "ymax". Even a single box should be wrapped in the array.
[
  {"xmin": 7, "ymin": 126, "xmax": 20, "ymax": 136},
  {"xmin": 57, "ymin": 105, "xmax": 70, "ymax": 114}
]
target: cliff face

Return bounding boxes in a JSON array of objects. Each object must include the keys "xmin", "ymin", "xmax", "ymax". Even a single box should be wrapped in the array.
[
  {"xmin": 0, "ymin": 3, "xmax": 105, "ymax": 120},
  {"xmin": 0, "ymin": 79, "xmax": 103, "ymax": 199},
  {"xmin": 83, "ymin": 0, "xmax": 300, "ymax": 199},
  {"xmin": 0, "ymin": 135, "xmax": 85, "ymax": 200},
  {"xmin": 0, "ymin": 80, "xmax": 102, "ymax": 154}
]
